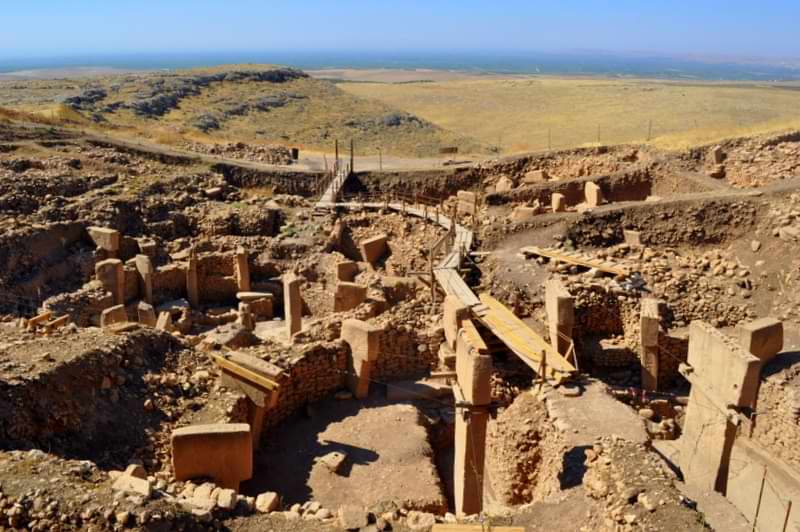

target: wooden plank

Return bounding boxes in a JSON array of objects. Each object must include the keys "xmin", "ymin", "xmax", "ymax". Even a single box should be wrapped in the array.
[
  {"xmin": 432, "ymin": 525, "xmax": 525, "ymax": 532},
  {"xmin": 520, "ymin": 245, "xmax": 628, "ymax": 276},
  {"xmin": 475, "ymin": 293, "xmax": 576, "ymax": 382},
  {"xmin": 210, "ymin": 353, "xmax": 280, "ymax": 391}
]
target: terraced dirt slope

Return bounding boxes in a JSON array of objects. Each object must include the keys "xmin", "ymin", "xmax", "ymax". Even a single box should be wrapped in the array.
[{"xmin": 0, "ymin": 65, "xmax": 483, "ymax": 157}]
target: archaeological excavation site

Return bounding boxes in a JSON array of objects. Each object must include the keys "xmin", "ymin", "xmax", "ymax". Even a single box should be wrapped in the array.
[{"xmin": 3, "ymin": 115, "xmax": 800, "ymax": 532}]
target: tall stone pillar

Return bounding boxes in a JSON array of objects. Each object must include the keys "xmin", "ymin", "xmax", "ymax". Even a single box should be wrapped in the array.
[
  {"xmin": 187, "ymin": 249, "xmax": 200, "ymax": 308},
  {"xmin": 340, "ymin": 319, "xmax": 382, "ymax": 399},
  {"xmin": 234, "ymin": 246, "xmax": 251, "ymax": 292},
  {"xmin": 679, "ymin": 321, "xmax": 762, "ymax": 494},
  {"xmin": 134, "ymin": 254, "xmax": 154, "ymax": 304},
  {"xmin": 283, "ymin": 273, "xmax": 302, "ymax": 339},
  {"xmin": 545, "ymin": 279, "xmax": 574, "ymax": 357},
  {"xmin": 96, "ymin": 258, "xmax": 125, "ymax": 306},
  {"xmin": 640, "ymin": 298, "xmax": 663, "ymax": 391},
  {"xmin": 454, "ymin": 323, "xmax": 492, "ymax": 516}
]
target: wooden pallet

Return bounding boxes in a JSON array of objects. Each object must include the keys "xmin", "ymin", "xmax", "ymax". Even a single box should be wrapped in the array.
[{"xmin": 520, "ymin": 245, "xmax": 628, "ymax": 277}]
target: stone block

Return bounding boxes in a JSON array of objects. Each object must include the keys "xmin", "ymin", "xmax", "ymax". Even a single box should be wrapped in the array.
[
  {"xmin": 101, "ymin": 304, "xmax": 127, "ymax": 328},
  {"xmin": 112, "ymin": 474, "xmax": 152, "ymax": 498},
  {"xmin": 171, "ymin": 423, "xmax": 252, "ymax": 492},
  {"xmin": 255, "ymin": 492, "xmax": 279, "ymax": 513},
  {"xmin": 457, "ymin": 190, "xmax": 477, "ymax": 203},
  {"xmin": 336, "ymin": 261, "xmax": 360, "ymax": 282},
  {"xmin": 551, "ymin": 193, "xmax": 566, "ymax": 213},
  {"xmin": 318, "ymin": 451, "xmax": 348, "ymax": 473},
  {"xmin": 456, "ymin": 330, "xmax": 493, "ymax": 406},
  {"xmin": 495, "ymin": 176, "xmax": 515, "ymax": 193},
  {"xmin": 156, "ymin": 311, "xmax": 174, "ymax": 332},
  {"xmin": 623, "ymin": 230, "xmax": 642, "ymax": 247},
  {"xmin": 237, "ymin": 302, "xmax": 255, "ymax": 331},
  {"xmin": 341, "ymin": 319, "xmax": 382, "ymax": 362},
  {"xmin": 736, "ymin": 317, "xmax": 783, "ymax": 363},
  {"xmin": 585, "ymin": 181, "xmax": 604, "ymax": 207},
  {"xmin": 339, "ymin": 504, "xmax": 369, "ymax": 529},
  {"xmin": 137, "ymin": 301, "xmax": 157, "ymax": 327},
  {"xmin": 443, "ymin": 295, "xmax": 470, "ymax": 350},
  {"xmin": 359, "ymin": 234, "xmax": 388, "ymax": 266},
  {"xmin": 88, "ymin": 226, "xmax": 120, "ymax": 253},
  {"xmin": 511, "ymin": 206, "xmax": 538, "ymax": 222},
  {"xmin": 687, "ymin": 321, "xmax": 761, "ymax": 408},
  {"xmin": 334, "ymin": 282, "xmax": 367, "ymax": 312},
  {"xmin": 187, "ymin": 250, "xmax": 200, "ymax": 308},
  {"xmin": 523, "ymin": 169, "xmax": 549, "ymax": 184}
]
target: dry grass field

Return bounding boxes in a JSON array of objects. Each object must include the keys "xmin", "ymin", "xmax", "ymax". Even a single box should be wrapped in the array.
[{"xmin": 340, "ymin": 76, "xmax": 800, "ymax": 153}]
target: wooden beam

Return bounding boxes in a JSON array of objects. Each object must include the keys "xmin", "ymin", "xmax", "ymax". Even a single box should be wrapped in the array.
[{"xmin": 520, "ymin": 245, "xmax": 628, "ymax": 277}]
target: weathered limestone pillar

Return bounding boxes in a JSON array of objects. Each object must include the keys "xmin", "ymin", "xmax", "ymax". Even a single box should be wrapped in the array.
[
  {"xmin": 545, "ymin": 279, "xmax": 574, "ymax": 357},
  {"xmin": 679, "ymin": 321, "xmax": 762, "ymax": 494},
  {"xmin": 454, "ymin": 323, "xmax": 492, "ymax": 516},
  {"xmin": 234, "ymin": 246, "xmax": 251, "ymax": 292},
  {"xmin": 218, "ymin": 351, "xmax": 283, "ymax": 447},
  {"xmin": 237, "ymin": 302, "xmax": 255, "ymax": 331},
  {"xmin": 283, "ymin": 273, "xmax": 302, "ymax": 338},
  {"xmin": 101, "ymin": 304, "xmax": 127, "ymax": 328},
  {"xmin": 187, "ymin": 249, "xmax": 200, "ymax": 308},
  {"xmin": 171, "ymin": 424, "xmax": 252, "ymax": 492},
  {"xmin": 156, "ymin": 311, "xmax": 174, "ymax": 332},
  {"xmin": 551, "ymin": 193, "xmax": 566, "ymax": 213},
  {"xmin": 333, "ymin": 282, "xmax": 367, "ymax": 312},
  {"xmin": 640, "ymin": 298, "xmax": 663, "ymax": 391},
  {"xmin": 134, "ymin": 254, "xmax": 154, "ymax": 304},
  {"xmin": 340, "ymin": 319, "xmax": 382, "ymax": 399},
  {"xmin": 585, "ymin": 182, "xmax": 604, "ymax": 207},
  {"xmin": 96, "ymin": 258, "xmax": 125, "ymax": 306},
  {"xmin": 443, "ymin": 295, "xmax": 470, "ymax": 351}
]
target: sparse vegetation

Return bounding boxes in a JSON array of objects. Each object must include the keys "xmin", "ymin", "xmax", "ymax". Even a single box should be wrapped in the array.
[{"xmin": 340, "ymin": 76, "xmax": 800, "ymax": 153}]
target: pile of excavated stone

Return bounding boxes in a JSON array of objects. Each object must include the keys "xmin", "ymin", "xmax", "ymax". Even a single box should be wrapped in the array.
[{"xmin": 184, "ymin": 141, "xmax": 294, "ymax": 165}]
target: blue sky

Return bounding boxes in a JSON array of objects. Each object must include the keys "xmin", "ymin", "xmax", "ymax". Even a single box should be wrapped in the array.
[{"xmin": 1, "ymin": 0, "xmax": 798, "ymax": 59}]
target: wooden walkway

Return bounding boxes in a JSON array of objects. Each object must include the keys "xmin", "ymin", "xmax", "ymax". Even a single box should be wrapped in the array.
[{"xmin": 327, "ymin": 186, "xmax": 576, "ymax": 381}]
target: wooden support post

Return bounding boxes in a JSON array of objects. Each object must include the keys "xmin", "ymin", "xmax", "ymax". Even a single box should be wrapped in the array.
[
  {"xmin": 335, "ymin": 139, "xmax": 339, "ymax": 172},
  {"xmin": 350, "ymin": 139, "xmax": 354, "ymax": 176}
]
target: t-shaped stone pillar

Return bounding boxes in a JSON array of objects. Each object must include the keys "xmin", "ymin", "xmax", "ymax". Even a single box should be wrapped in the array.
[
  {"xmin": 640, "ymin": 298, "xmax": 664, "ymax": 391},
  {"xmin": 453, "ymin": 322, "xmax": 492, "ymax": 516},
  {"xmin": 283, "ymin": 273, "xmax": 303, "ymax": 339},
  {"xmin": 171, "ymin": 423, "xmax": 252, "ymax": 492},
  {"xmin": 96, "ymin": 259, "xmax": 125, "ymax": 306},
  {"xmin": 134, "ymin": 254, "xmax": 154, "ymax": 305},
  {"xmin": 545, "ymin": 279, "xmax": 574, "ymax": 357},
  {"xmin": 234, "ymin": 246, "xmax": 251, "ymax": 292},
  {"xmin": 584, "ymin": 181, "xmax": 604, "ymax": 207},
  {"xmin": 88, "ymin": 226, "xmax": 120, "ymax": 259},
  {"xmin": 679, "ymin": 321, "xmax": 762, "ymax": 494},
  {"xmin": 340, "ymin": 319, "xmax": 382, "ymax": 399}
]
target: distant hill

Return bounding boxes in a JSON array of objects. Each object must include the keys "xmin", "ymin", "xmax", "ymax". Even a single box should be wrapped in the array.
[{"xmin": 0, "ymin": 64, "xmax": 485, "ymax": 157}]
